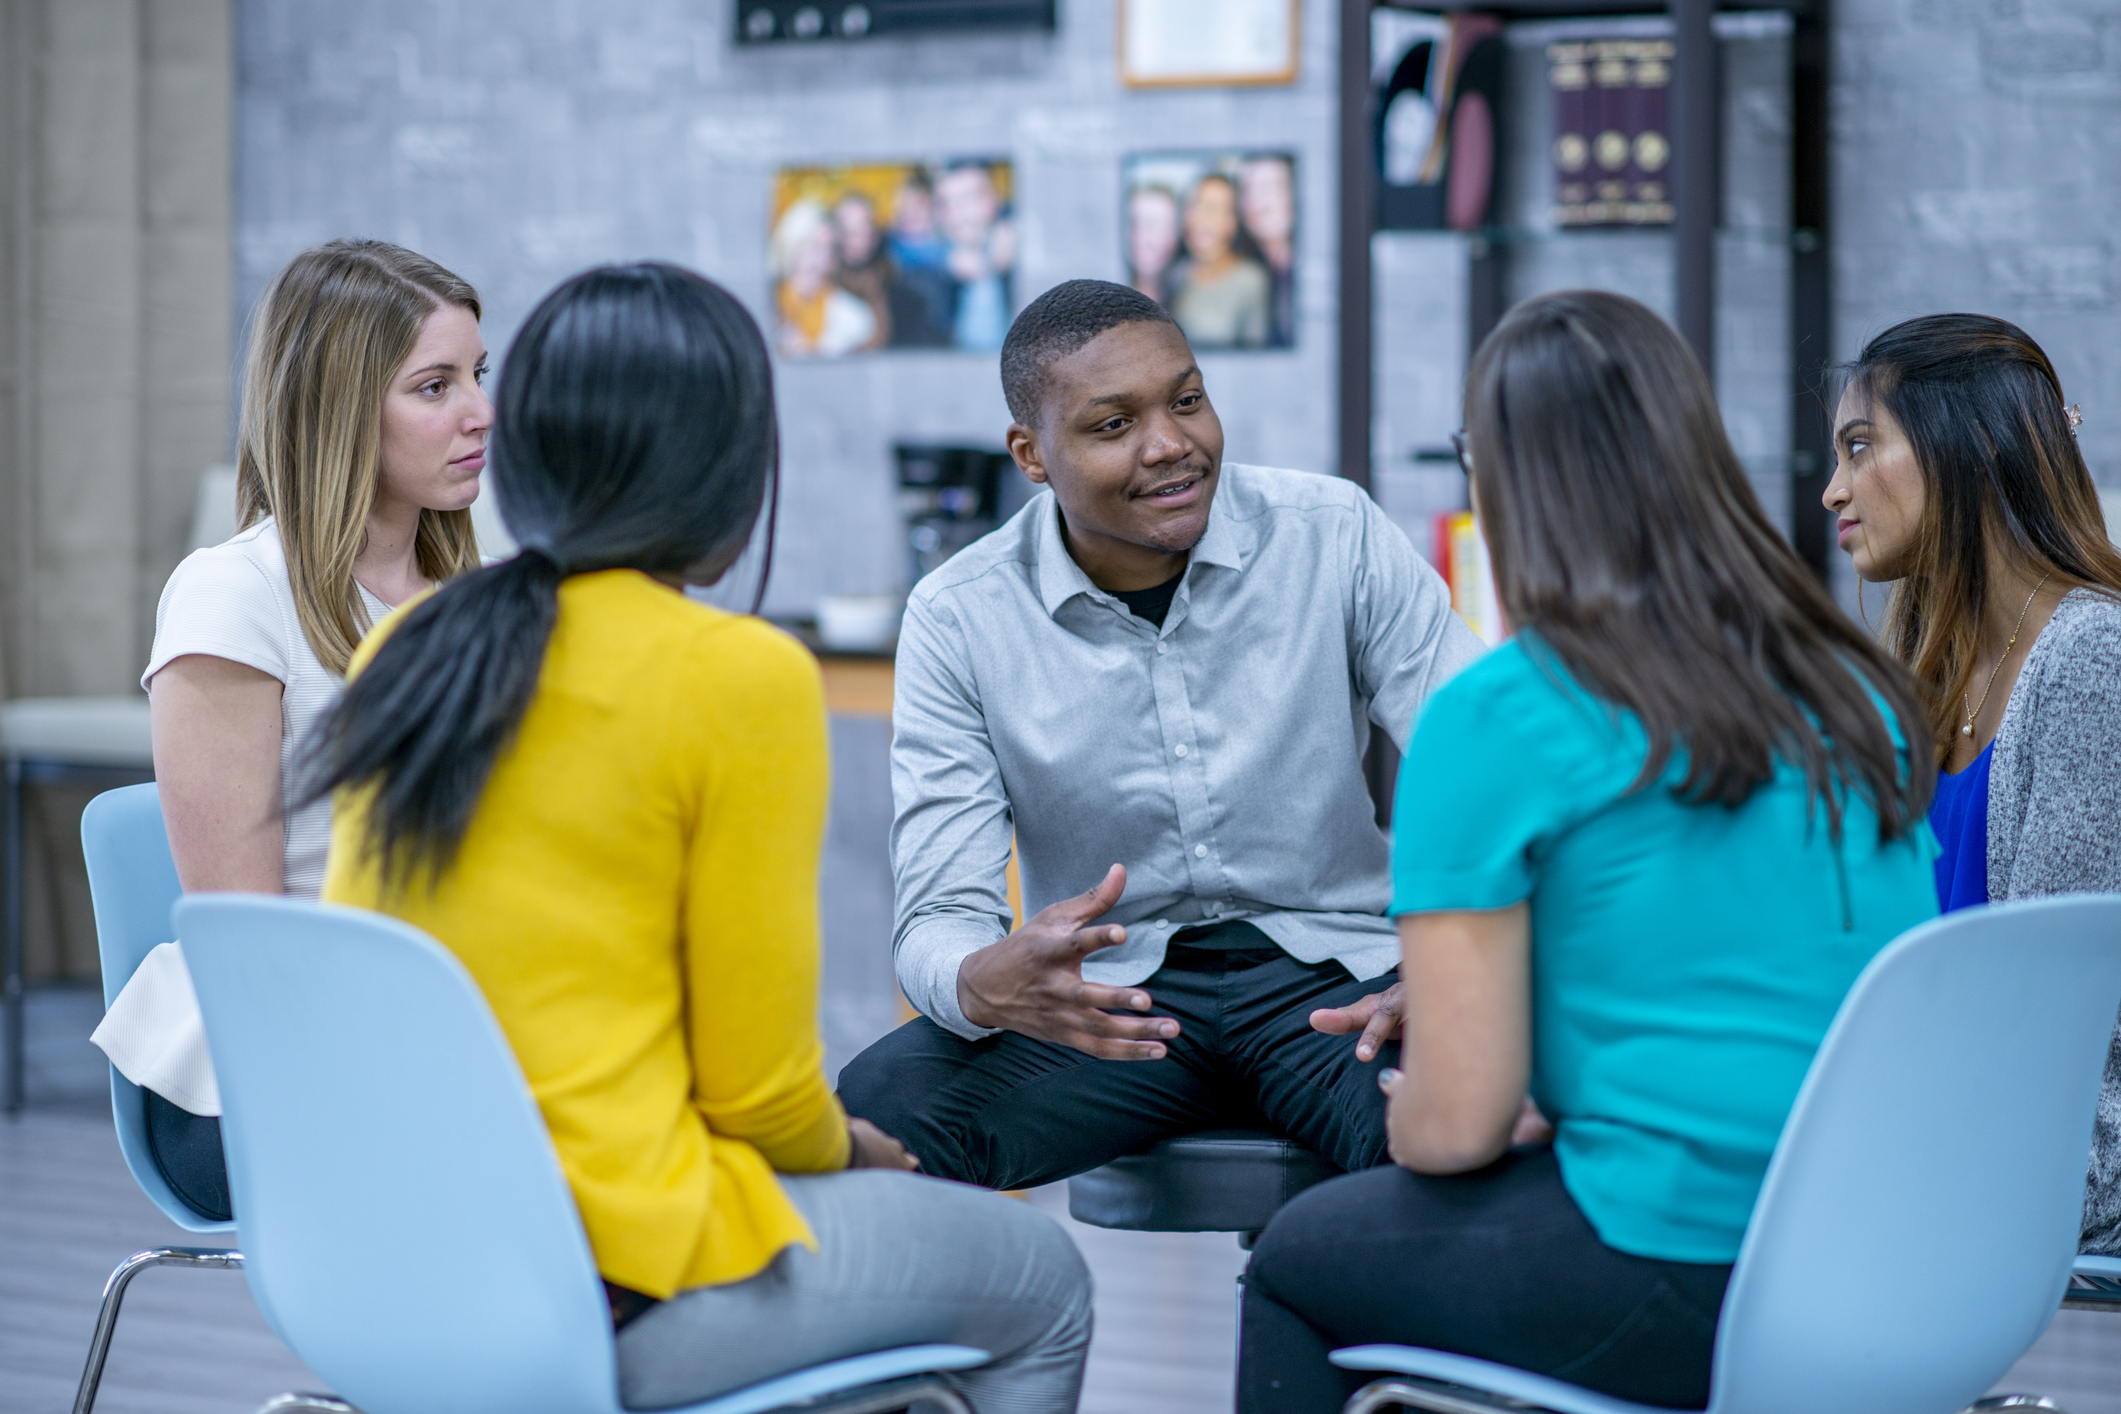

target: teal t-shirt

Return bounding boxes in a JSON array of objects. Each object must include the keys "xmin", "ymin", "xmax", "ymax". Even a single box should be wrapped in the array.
[{"xmin": 1391, "ymin": 638, "xmax": 1938, "ymax": 1264}]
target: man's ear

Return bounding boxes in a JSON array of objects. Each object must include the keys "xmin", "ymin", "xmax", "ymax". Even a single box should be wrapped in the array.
[{"xmin": 1006, "ymin": 422, "xmax": 1049, "ymax": 486}]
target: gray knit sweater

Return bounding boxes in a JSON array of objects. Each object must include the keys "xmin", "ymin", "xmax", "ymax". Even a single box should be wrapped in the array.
[{"xmin": 1984, "ymin": 589, "xmax": 2121, "ymax": 1252}]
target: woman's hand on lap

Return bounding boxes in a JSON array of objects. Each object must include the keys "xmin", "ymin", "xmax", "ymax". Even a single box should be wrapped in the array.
[{"xmin": 847, "ymin": 1118, "xmax": 921, "ymax": 1171}]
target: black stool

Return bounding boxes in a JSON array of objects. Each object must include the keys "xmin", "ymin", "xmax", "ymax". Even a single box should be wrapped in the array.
[{"xmin": 1067, "ymin": 1128, "xmax": 1342, "ymax": 1248}]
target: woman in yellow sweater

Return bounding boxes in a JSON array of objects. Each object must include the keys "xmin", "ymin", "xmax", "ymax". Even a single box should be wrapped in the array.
[{"xmin": 307, "ymin": 263, "xmax": 1091, "ymax": 1412}]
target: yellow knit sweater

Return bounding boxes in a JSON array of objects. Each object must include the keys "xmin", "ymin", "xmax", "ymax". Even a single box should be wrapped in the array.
[{"xmin": 324, "ymin": 570, "xmax": 850, "ymax": 1297}]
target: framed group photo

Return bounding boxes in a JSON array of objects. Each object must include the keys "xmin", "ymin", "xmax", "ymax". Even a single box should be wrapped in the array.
[
  {"xmin": 769, "ymin": 158, "xmax": 1016, "ymax": 357},
  {"xmin": 1124, "ymin": 150, "xmax": 1298, "ymax": 350}
]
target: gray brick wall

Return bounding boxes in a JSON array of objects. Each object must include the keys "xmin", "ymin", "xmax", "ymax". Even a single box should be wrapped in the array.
[
  {"xmin": 1830, "ymin": 0, "xmax": 2120, "ymax": 607},
  {"xmin": 236, "ymin": 0, "xmax": 1344, "ymax": 616}
]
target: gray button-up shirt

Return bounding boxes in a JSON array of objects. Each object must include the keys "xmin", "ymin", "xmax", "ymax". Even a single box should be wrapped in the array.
[{"xmin": 890, "ymin": 462, "xmax": 1485, "ymax": 1039}]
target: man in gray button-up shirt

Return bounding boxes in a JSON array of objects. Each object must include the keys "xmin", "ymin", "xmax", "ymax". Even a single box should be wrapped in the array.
[{"xmin": 839, "ymin": 281, "xmax": 1482, "ymax": 1188}]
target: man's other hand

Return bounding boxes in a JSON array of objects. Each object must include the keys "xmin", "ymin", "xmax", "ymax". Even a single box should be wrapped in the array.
[
  {"xmin": 956, "ymin": 863, "xmax": 1178, "ymax": 1061},
  {"xmin": 1308, "ymin": 982, "xmax": 1403, "ymax": 1062}
]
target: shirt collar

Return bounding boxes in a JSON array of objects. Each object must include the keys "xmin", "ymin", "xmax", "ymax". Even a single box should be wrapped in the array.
[{"xmin": 1031, "ymin": 467, "xmax": 1249, "ymax": 620}]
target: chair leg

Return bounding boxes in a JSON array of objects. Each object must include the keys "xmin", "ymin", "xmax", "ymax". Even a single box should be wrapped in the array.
[
  {"xmin": 72, "ymin": 1246, "xmax": 243, "ymax": 1414},
  {"xmin": 803, "ymin": 1373, "xmax": 975, "ymax": 1414},
  {"xmin": 1342, "ymin": 1376, "xmax": 1521, "ymax": 1414},
  {"xmin": 256, "ymin": 1396, "xmax": 360, "ymax": 1414}
]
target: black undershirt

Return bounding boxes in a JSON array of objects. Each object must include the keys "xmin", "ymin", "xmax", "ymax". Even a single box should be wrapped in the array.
[{"xmin": 1112, "ymin": 566, "xmax": 1186, "ymax": 628}]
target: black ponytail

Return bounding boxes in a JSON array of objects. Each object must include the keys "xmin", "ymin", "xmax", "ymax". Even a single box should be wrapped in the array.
[{"xmin": 301, "ymin": 264, "xmax": 778, "ymax": 890}]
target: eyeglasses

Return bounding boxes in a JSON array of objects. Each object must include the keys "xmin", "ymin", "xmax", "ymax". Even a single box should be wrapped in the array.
[{"xmin": 1449, "ymin": 430, "xmax": 1472, "ymax": 478}]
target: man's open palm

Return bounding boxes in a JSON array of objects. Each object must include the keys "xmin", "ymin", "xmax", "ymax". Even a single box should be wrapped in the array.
[{"xmin": 956, "ymin": 863, "xmax": 1180, "ymax": 1061}]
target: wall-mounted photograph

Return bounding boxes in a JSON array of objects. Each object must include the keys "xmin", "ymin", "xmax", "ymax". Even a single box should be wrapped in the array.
[
  {"xmin": 770, "ymin": 158, "xmax": 1016, "ymax": 356},
  {"xmin": 1123, "ymin": 151, "xmax": 1297, "ymax": 350}
]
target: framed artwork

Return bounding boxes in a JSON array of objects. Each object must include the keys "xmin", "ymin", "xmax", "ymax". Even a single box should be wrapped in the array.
[
  {"xmin": 1124, "ymin": 151, "xmax": 1298, "ymax": 351},
  {"xmin": 1119, "ymin": 0, "xmax": 1300, "ymax": 89},
  {"xmin": 769, "ymin": 158, "xmax": 1015, "ymax": 357}
]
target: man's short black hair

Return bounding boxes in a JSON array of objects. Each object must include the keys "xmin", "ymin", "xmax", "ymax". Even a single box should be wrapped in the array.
[{"xmin": 1001, "ymin": 279, "xmax": 1182, "ymax": 425}]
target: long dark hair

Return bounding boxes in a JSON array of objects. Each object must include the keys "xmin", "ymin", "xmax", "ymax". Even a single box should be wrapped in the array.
[
  {"xmin": 303, "ymin": 263, "xmax": 780, "ymax": 889},
  {"xmin": 1466, "ymin": 290, "xmax": 1930, "ymax": 839},
  {"xmin": 1843, "ymin": 313, "xmax": 2121, "ymax": 764}
]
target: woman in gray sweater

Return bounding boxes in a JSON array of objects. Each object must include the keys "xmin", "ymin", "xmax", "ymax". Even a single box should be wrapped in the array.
[{"xmin": 1824, "ymin": 312, "xmax": 2121, "ymax": 1252}]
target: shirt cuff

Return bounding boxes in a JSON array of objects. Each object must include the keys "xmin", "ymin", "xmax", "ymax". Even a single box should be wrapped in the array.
[{"xmin": 896, "ymin": 915, "xmax": 1007, "ymax": 1042}]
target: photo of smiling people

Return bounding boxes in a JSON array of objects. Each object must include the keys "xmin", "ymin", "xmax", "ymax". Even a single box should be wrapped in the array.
[
  {"xmin": 1123, "ymin": 151, "xmax": 1297, "ymax": 350},
  {"xmin": 770, "ymin": 159, "xmax": 1016, "ymax": 355}
]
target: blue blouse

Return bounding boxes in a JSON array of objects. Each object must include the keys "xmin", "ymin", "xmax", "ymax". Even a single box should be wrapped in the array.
[{"xmin": 1929, "ymin": 741, "xmax": 1994, "ymax": 912}]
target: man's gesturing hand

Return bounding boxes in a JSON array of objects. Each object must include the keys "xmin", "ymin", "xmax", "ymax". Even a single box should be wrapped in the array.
[
  {"xmin": 1308, "ymin": 982, "xmax": 1403, "ymax": 1062},
  {"xmin": 956, "ymin": 863, "xmax": 1178, "ymax": 1061}
]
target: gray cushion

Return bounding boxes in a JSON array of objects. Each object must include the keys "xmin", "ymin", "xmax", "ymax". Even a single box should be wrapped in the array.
[{"xmin": 1067, "ymin": 1129, "xmax": 1342, "ymax": 1235}]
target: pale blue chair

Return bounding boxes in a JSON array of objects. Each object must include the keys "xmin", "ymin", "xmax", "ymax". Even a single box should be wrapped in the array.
[
  {"xmin": 1331, "ymin": 895, "xmax": 2121, "ymax": 1414},
  {"xmin": 176, "ymin": 892, "xmax": 991, "ymax": 1414},
  {"xmin": 76, "ymin": 782, "xmax": 243, "ymax": 1414}
]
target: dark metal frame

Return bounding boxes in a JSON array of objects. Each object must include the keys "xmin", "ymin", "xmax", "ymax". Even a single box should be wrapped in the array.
[
  {"xmin": 1338, "ymin": 0, "xmax": 1833, "ymax": 576},
  {"xmin": 3, "ymin": 758, "xmax": 154, "ymax": 1115}
]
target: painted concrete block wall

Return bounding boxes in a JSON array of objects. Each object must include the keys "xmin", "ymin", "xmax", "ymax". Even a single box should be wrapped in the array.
[
  {"xmin": 1828, "ymin": 0, "xmax": 2121, "ymax": 608},
  {"xmin": 235, "ymin": 0, "xmax": 1352, "ymax": 618}
]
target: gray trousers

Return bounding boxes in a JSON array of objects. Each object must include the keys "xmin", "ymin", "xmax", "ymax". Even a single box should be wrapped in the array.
[{"xmin": 615, "ymin": 1170, "xmax": 1093, "ymax": 1413}]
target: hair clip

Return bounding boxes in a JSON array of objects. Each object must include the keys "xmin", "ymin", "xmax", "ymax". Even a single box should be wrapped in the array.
[{"xmin": 2066, "ymin": 403, "xmax": 2084, "ymax": 436}]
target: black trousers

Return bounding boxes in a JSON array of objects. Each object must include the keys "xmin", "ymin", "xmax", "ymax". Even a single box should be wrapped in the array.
[
  {"xmin": 837, "ymin": 924, "xmax": 1400, "ymax": 1189},
  {"xmin": 1240, "ymin": 1147, "xmax": 1732, "ymax": 1413},
  {"xmin": 145, "ymin": 1090, "xmax": 233, "ymax": 1223}
]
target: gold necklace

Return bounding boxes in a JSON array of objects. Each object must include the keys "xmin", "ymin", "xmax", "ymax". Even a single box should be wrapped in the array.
[{"xmin": 1961, "ymin": 571, "xmax": 2051, "ymax": 739}]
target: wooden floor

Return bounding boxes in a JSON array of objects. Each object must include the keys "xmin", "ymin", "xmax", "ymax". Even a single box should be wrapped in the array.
[{"xmin": 4, "ymin": 985, "xmax": 2119, "ymax": 1414}]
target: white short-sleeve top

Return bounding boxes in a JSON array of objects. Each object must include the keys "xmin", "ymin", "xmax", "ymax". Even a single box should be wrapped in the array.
[{"xmin": 142, "ymin": 518, "xmax": 389, "ymax": 898}]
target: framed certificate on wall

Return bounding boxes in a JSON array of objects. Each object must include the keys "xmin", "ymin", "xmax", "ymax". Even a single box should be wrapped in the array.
[{"xmin": 1120, "ymin": 0, "xmax": 1301, "ymax": 88}]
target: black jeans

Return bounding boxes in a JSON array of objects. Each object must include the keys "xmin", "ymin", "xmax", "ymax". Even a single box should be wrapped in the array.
[
  {"xmin": 1240, "ymin": 1147, "xmax": 1732, "ymax": 1412},
  {"xmin": 145, "ymin": 1090, "xmax": 233, "ymax": 1222},
  {"xmin": 837, "ymin": 924, "xmax": 1400, "ymax": 1189}
]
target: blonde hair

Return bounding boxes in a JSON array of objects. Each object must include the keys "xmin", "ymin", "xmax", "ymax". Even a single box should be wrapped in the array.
[{"xmin": 235, "ymin": 239, "xmax": 484, "ymax": 675}]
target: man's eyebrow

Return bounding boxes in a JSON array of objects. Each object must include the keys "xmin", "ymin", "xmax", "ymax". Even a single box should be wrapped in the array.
[{"xmin": 1082, "ymin": 365, "xmax": 1202, "ymax": 410}]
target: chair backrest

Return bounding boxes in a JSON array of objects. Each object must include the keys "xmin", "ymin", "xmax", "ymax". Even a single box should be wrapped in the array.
[
  {"xmin": 79, "ymin": 783, "xmax": 231, "ymax": 1234},
  {"xmin": 1711, "ymin": 895, "xmax": 2121, "ymax": 1414},
  {"xmin": 176, "ymin": 894, "xmax": 622, "ymax": 1414}
]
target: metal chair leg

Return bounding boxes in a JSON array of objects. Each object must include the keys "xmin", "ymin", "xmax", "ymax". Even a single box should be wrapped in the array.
[
  {"xmin": 73, "ymin": 1246, "xmax": 243, "ymax": 1414},
  {"xmin": 1342, "ymin": 1376, "xmax": 1521, "ymax": 1414},
  {"xmin": 804, "ymin": 1374, "xmax": 974, "ymax": 1414},
  {"xmin": 252, "ymin": 1371, "xmax": 970, "ymax": 1414},
  {"xmin": 4, "ymin": 755, "xmax": 24, "ymax": 1117}
]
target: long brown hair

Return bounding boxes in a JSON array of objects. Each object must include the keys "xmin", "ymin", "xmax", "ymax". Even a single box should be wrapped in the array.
[
  {"xmin": 1844, "ymin": 314, "xmax": 2121, "ymax": 764},
  {"xmin": 236, "ymin": 239, "xmax": 483, "ymax": 675},
  {"xmin": 1466, "ymin": 290, "xmax": 1931, "ymax": 840}
]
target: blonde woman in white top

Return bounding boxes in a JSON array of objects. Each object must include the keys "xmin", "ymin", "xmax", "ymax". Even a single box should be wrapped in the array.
[{"xmin": 94, "ymin": 239, "xmax": 490, "ymax": 1218}]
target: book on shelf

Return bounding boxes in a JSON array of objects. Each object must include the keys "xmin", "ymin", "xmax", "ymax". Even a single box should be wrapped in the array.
[{"xmin": 1430, "ymin": 510, "xmax": 1506, "ymax": 647}]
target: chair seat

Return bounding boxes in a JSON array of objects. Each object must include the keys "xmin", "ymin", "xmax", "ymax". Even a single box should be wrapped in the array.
[
  {"xmin": 2, "ymin": 696, "xmax": 153, "ymax": 768},
  {"xmin": 1067, "ymin": 1129, "xmax": 1340, "ymax": 1235},
  {"xmin": 1331, "ymin": 1344, "xmax": 1662, "ymax": 1414}
]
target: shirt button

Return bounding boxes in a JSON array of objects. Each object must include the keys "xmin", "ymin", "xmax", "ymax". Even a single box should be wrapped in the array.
[
  {"xmin": 1194, "ymin": 844, "xmax": 1208, "ymax": 858},
  {"xmin": 1174, "ymin": 744, "xmax": 1189, "ymax": 758},
  {"xmin": 1156, "ymin": 642, "xmax": 1169, "ymax": 655},
  {"xmin": 1156, "ymin": 919, "xmax": 1170, "ymax": 929}
]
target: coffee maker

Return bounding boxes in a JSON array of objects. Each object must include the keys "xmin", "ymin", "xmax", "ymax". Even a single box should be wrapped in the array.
[{"xmin": 896, "ymin": 444, "xmax": 1016, "ymax": 587}]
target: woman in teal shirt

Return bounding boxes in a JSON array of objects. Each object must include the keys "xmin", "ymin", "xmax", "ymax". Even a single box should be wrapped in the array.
[{"xmin": 1239, "ymin": 291, "xmax": 1939, "ymax": 1411}]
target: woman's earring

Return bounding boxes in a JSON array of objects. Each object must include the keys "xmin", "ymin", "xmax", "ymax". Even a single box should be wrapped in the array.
[{"xmin": 2066, "ymin": 404, "xmax": 2084, "ymax": 437}]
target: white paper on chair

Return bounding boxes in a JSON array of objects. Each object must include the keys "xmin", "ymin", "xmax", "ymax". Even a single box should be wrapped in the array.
[{"xmin": 90, "ymin": 941, "xmax": 222, "ymax": 1116}]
